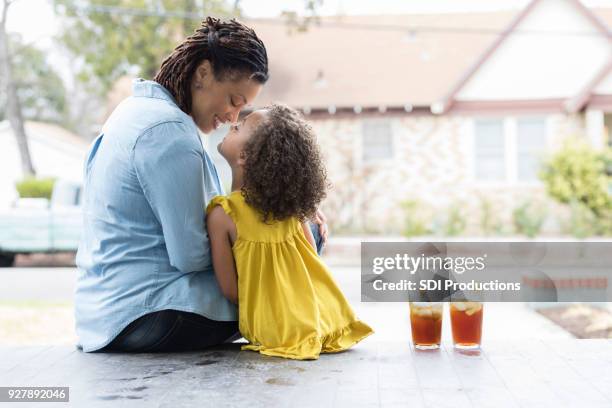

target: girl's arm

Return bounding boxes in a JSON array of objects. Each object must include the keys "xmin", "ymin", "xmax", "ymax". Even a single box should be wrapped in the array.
[
  {"xmin": 206, "ymin": 206, "xmax": 239, "ymax": 305},
  {"xmin": 301, "ymin": 221, "xmax": 317, "ymax": 251}
]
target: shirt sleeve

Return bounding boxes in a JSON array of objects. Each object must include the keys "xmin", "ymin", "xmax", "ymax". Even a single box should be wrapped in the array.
[{"xmin": 132, "ymin": 121, "xmax": 211, "ymax": 273}]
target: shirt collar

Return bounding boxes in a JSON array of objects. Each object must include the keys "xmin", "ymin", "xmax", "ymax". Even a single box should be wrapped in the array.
[{"xmin": 132, "ymin": 78, "xmax": 178, "ymax": 105}]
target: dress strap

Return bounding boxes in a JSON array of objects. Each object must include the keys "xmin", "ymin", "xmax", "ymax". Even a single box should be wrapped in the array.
[{"xmin": 206, "ymin": 195, "xmax": 234, "ymax": 221}]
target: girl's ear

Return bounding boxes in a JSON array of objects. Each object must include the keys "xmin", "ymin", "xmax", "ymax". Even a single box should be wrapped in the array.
[{"xmin": 237, "ymin": 151, "xmax": 247, "ymax": 167}]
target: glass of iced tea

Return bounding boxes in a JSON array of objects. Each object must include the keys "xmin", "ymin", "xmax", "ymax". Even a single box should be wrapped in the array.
[
  {"xmin": 450, "ymin": 301, "xmax": 483, "ymax": 349},
  {"xmin": 409, "ymin": 302, "xmax": 443, "ymax": 350}
]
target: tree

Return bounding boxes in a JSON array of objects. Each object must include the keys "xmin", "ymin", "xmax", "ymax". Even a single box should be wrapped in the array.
[
  {"xmin": 281, "ymin": 0, "xmax": 323, "ymax": 33},
  {"xmin": 53, "ymin": 0, "xmax": 238, "ymax": 95},
  {"xmin": 51, "ymin": 0, "xmax": 323, "ymax": 140},
  {"xmin": 0, "ymin": 35, "xmax": 67, "ymax": 123},
  {"xmin": 53, "ymin": 0, "xmax": 324, "ymax": 96},
  {"xmin": 0, "ymin": 0, "xmax": 35, "ymax": 176}
]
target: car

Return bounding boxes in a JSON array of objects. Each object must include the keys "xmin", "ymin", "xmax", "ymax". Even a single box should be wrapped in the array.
[{"xmin": 0, "ymin": 180, "xmax": 82, "ymax": 267}]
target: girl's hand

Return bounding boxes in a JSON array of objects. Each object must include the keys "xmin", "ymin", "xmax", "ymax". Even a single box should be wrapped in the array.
[{"xmin": 314, "ymin": 209, "xmax": 329, "ymax": 245}]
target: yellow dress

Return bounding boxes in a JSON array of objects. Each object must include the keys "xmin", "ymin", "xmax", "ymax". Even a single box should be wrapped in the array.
[{"xmin": 206, "ymin": 191, "xmax": 373, "ymax": 360}]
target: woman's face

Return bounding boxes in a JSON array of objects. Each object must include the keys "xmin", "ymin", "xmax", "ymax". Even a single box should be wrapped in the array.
[
  {"xmin": 217, "ymin": 109, "xmax": 268, "ymax": 166},
  {"xmin": 190, "ymin": 60, "xmax": 263, "ymax": 134}
]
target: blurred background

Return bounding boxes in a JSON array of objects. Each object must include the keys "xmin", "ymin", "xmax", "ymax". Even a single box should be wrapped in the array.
[{"xmin": 1, "ymin": 0, "xmax": 611, "ymax": 347}]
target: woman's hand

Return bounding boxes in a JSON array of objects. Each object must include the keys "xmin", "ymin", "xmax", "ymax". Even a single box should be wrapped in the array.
[{"xmin": 313, "ymin": 208, "xmax": 329, "ymax": 245}]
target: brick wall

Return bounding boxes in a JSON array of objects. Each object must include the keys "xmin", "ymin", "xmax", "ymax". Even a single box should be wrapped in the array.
[{"xmin": 311, "ymin": 112, "xmax": 588, "ymax": 236}]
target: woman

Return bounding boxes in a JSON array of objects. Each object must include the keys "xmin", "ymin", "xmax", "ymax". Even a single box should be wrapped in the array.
[{"xmin": 75, "ymin": 17, "xmax": 327, "ymax": 353}]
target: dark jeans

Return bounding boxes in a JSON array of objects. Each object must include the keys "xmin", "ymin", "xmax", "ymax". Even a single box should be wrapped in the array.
[
  {"xmin": 98, "ymin": 222, "xmax": 325, "ymax": 353},
  {"xmin": 99, "ymin": 309, "xmax": 241, "ymax": 353}
]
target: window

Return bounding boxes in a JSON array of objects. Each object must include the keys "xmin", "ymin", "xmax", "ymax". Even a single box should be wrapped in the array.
[
  {"xmin": 474, "ymin": 119, "xmax": 505, "ymax": 181},
  {"xmin": 362, "ymin": 120, "xmax": 393, "ymax": 161},
  {"xmin": 516, "ymin": 118, "xmax": 546, "ymax": 181},
  {"xmin": 604, "ymin": 113, "xmax": 612, "ymax": 148}
]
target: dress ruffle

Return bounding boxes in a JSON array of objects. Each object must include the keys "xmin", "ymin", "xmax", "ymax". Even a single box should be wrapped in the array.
[
  {"xmin": 241, "ymin": 319, "xmax": 374, "ymax": 360},
  {"xmin": 206, "ymin": 196, "xmax": 233, "ymax": 217},
  {"xmin": 321, "ymin": 319, "xmax": 374, "ymax": 354}
]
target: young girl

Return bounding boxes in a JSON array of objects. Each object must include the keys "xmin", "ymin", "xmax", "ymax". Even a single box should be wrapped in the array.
[{"xmin": 206, "ymin": 104, "xmax": 373, "ymax": 360}]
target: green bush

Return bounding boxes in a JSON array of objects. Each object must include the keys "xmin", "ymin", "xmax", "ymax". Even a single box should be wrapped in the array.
[
  {"xmin": 401, "ymin": 200, "xmax": 431, "ymax": 237},
  {"xmin": 540, "ymin": 139, "xmax": 611, "ymax": 235},
  {"xmin": 513, "ymin": 202, "xmax": 546, "ymax": 238},
  {"xmin": 434, "ymin": 203, "xmax": 467, "ymax": 237},
  {"xmin": 15, "ymin": 177, "xmax": 56, "ymax": 199},
  {"xmin": 563, "ymin": 200, "xmax": 598, "ymax": 238},
  {"xmin": 479, "ymin": 196, "xmax": 503, "ymax": 236}
]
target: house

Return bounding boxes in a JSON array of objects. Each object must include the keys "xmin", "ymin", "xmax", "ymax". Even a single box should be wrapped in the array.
[
  {"xmin": 225, "ymin": 0, "xmax": 610, "ymax": 235},
  {"xmin": 0, "ymin": 121, "xmax": 88, "ymax": 208},
  {"xmin": 108, "ymin": 0, "xmax": 612, "ymax": 235}
]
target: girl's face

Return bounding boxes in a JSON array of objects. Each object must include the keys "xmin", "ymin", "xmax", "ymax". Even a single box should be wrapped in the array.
[
  {"xmin": 190, "ymin": 60, "xmax": 263, "ymax": 134},
  {"xmin": 218, "ymin": 110, "xmax": 268, "ymax": 166}
]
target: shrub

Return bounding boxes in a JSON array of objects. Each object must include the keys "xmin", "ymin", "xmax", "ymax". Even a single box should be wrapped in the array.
[
  {"xmin": 433, "ymin": 203, "xmax": 467, "ymax": 237},
  {"xmin": 15, "ymin": 177, "xmax": 56, "ymax": 199},
  {"xmin": 513, "ymin": 201, "xmax": 546, "ymax": 238},
  {"xmin": 540, "ymin": 139, "xmax": 611, "ymax": 235},
  {"xmin": 479, "ymin": 196, "xmax": 503, "ymax": 236},
  {"xmin": 563, "ymin": 200, "xmax": 598, "ymax": 238},
  {"xmin": 401, "ymin": 200, "xmax": 431, "ymax": 237}
]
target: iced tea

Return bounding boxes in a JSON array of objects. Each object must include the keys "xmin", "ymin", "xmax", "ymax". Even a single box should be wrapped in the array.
[
  {"xmin": 450, "ymin": 302, "xmax": 483, "ymax": 349},
  {"xmin": 409, "ymin": 302, "xmax": 443, "ymax": 349}
]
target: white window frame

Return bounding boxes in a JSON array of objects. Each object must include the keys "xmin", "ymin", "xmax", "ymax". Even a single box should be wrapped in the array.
[
  {"xmin": 470, "ymin": 116, "xmax": 548, "ymax": 186},
  {"xmin": 515, "ymin": 116, "xmax": 548, "ymax": 184},
  {"xmin": 361, "ymin": 119, "xmax": 394, "ymax": 163},
  {"xmin": 470, "ymin": 117, "xmax": 508, "ymax": 185}
]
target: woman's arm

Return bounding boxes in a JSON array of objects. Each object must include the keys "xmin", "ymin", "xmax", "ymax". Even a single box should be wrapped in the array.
[
  {"xmin": 312, "ymin": 208, "xmax": 328, "ymax": 245},
  {"xmin": 133, "ymin": 122, "xmax": 211, "ymax": 273},
  {"xmin": 301, "ymin": 222, "xmax": 317, "ymax": 252},
  {"xmin": 206, "ymin": 206, "xmax": 239, "ymax": 304}
]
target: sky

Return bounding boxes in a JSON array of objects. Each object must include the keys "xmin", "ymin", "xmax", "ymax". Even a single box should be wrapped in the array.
[
  {"xmin": 7, "ymin": 0, "xmax": 612, "ymax": 47},
  {"xmin": 5, "ymin": 0, "xmax": 612, "ymax": 48}
]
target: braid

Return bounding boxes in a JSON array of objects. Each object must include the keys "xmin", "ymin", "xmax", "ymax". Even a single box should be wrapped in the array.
[{"xmin": 154, "ymin": 17, "xmax": 268, "ymax": 114}]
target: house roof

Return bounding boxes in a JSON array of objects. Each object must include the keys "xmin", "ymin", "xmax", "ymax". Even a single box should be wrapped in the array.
[
  {"xmin": 107, "ymin": 6, "xmax": 612, "ymax": 116},
  {"xmin": 0, "ymin": 121, "xmax": 86, "ymax": 145},
  {"xmin": 564, "ymin": 58, "xmax": 612, "ymax": 113},
  {"xmin": 0, "ymin": 120, "xmax": 88, "ymax": 158},
  {"xmin": 250, "ymin": 5, "xmax": 612, "ymax": 112},
  {"xmin": 250, "ymin": 12, "xmax": 518, "ymax": 110},
  {"xmin": 437, "ymin": 0, "xmax": 612, "ymax": 114},
  {"xmin": 0, "ymin": 121, "xmax": 88, "ymax": 207}
]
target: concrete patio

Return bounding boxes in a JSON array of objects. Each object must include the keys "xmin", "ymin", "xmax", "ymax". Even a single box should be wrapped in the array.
[
  {"xmin": 3, "ymin": 263, "xmax": 611, "ymax": 407},
  {"xmin": 2, "ymin": 338, "xmax": 612, "ymax": 407}
]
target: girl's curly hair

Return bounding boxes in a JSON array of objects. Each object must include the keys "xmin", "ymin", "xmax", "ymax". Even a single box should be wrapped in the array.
[{"xmin": 241, "ymin": 104, "xmax": 328, "ymax": 223}]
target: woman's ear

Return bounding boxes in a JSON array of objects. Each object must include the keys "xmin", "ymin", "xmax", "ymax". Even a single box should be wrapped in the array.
[{"xmin": 194, "ymin": 60, "xmax": 213, "ymax": 89}]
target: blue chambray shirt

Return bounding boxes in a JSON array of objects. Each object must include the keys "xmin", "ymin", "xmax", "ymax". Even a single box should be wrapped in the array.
[{"xmin": 75, "ymin": 79, "xmax": 236, "ymax": 352}]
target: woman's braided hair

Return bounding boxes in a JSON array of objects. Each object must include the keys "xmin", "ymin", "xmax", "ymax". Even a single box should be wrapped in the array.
[
  {"xmin": 241, "ymin": 104, "xmax": 329, "ymax": 223},
  {"xmin": 154, "ymin": 17, "xmax": 268, "ymax": 114}
]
